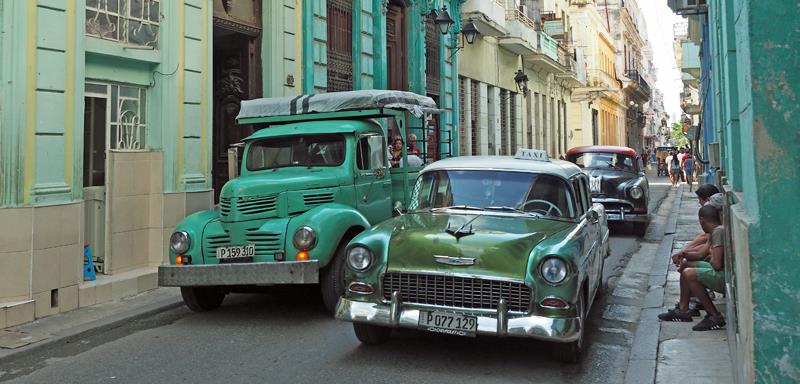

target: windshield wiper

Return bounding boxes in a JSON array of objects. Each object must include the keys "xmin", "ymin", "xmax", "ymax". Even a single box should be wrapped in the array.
[
  {"xmin": 432, "ymin": 205, "xmax": 485, "ymax": 212},
  {"xmin": 485, "ymin": 206, "xmax": 540, "ymax": 216}
]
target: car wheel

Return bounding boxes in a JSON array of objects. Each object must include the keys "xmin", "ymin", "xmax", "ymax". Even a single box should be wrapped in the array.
[
  {"xmin": 552, "ymin": 292, "xmax": 586, "ymax": 363},
  {"xmin": 633, "ymin": 221, "xmax": 648, "ymax": 237},
  {"xmin": 353, "ymin": 323, "xmax": 391, "ymax": 345},
  {"xmin": 180, "ymin": 286, "xmax": 225, "ymax": 312},
  {"xmin": 320, "ymin": 243, "xmax": 348, "ymax": 315}
]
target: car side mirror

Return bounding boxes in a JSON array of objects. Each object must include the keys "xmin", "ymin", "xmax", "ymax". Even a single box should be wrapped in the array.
[
  {"xmin": 588, "ymin": 210, "xmax": 599, "ymax": 223},
  {"xmin": 393, "ymin": 201, "xmax": 406, "ymax": 216}
]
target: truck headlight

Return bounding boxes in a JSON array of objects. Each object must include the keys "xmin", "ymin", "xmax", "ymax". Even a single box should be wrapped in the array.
[
  {"xmin": 629, "ymin": 186, "xmax": 643, "ymax": 200},
  {"xmin": 169, "ymin": 231, "xmax": 190, "ymax": 254},
  {"xmin": 541, "ymin": 257, "xmax": 567, "ymax": 285},
  {"xmin": 347, "ymin": 246, "xmax": 373, "ymax": 271},
  {"xmin": 292, "ymin": 226, "xmax": 317, "ymax": 250}
]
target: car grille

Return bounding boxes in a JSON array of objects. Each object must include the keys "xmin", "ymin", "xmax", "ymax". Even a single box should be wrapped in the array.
[
  {"xmin": 382, "ymin": 272, "xmax": 532, "ymax": 313},
  {"xmin": 203, "ymin": 233, "xmax": 231, "ymax": 259},
  {"xmin": 219, "ymin": 195, "xmax": 277, "ymax": 219},
  {"xmin": 303, "ymin": 192, "xmax": 335, "ymax": 207},
  {"xmin": 245, "ymin": 228, "xmax": 282, "ymax": 256},
  {"xmin": 600, "ymin": 202, "xmax": 633, "ymax": 213}
]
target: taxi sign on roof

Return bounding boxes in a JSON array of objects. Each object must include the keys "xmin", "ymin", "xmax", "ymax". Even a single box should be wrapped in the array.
[{"xmin": 514, "ymin": 148, "xmax": 550, "ymax": 162}]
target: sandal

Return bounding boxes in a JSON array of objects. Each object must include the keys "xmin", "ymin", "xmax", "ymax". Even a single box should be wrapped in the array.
[{"xmin": 692, "ymin": 314, "xmax": 726, "ymax": 331}]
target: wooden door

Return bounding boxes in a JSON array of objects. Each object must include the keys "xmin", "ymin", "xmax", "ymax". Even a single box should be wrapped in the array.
[{"xmin": 386, "ymin": 3, "xmax": 408, "ymax": 91}]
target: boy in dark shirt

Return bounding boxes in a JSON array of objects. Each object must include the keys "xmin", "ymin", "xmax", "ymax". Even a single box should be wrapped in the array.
[{"xmin": 658, "ymin": 205, "xmax": 726, "ymax": 331}]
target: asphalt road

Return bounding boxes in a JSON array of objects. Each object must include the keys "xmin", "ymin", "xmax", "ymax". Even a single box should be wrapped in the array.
[{"xmin": 1, "ymin": 182, "xmax": 671, "ymax": 384}]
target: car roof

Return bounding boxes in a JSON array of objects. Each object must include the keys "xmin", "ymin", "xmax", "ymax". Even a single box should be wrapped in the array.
[
  {"xmin": 244, "ymin": 119, "xmax": 381, "ymax": 141},
  {"xmin": 566, "ymin": 145, "xmax": 638, "ymax": 157},
  {"xmin": 422, "ymin": 156, "xmax": 583, "ymax": 179}
]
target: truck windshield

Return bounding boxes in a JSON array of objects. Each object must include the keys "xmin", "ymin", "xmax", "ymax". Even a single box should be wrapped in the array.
[
  {"xmin": 246, "ymin": 134, "xmax": 346, "ymax": 171},
  {"xmin": 410, "ymin": 170, "xmax": 574, "ymax": 218},
  {"xmin": 568, "ymin": 152, "xmax": 635, "ymax": 172}
]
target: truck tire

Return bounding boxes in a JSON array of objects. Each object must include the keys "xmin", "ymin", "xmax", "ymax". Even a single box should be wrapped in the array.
[
  {"xmin": 353, "ymin": 323, "xmax": 391, "ymax": 345},
  {"xmin": 552, "ymin": 292, "xmax": 586, "ymax": 363},
  {"xmin": 180, "ymin": 286, "xmax": 225, "ymax": 312},
  {"xmin": 320, "ymin": 244, "xmax": 347, "ymax": 314}
]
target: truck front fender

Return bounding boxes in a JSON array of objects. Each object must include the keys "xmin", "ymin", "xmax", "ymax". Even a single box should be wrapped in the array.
[
  {"xmin": 286, "ymin": 204, "xmax": 370, "ymax": 268},
  {"xmin": 170, "ymin": 210, "xmax": 221, "ymax": 264}
]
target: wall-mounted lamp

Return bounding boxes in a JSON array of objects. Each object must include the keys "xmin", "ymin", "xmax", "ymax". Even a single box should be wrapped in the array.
[
  {"xmin": 514, "ymin": 69, "xmax": 530, "ymax": 94},
  {"xmin": 430, "ymin": 5, "xmax": 455, "ymax": 35}
]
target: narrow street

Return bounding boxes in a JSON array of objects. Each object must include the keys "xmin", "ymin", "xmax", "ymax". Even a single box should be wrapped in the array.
[{"xmin": 1, "ymin": 178, "xmax": 672, "ymax": 384}]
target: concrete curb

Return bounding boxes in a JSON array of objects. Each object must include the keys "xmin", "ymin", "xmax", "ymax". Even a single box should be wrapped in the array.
[
  {"xmin": 624, "ymin": 185, "xmax": 684, "ymax": 384},
  {"xmin": 0, "ymin": 296, "xmax": 182, "ymax": 366}
]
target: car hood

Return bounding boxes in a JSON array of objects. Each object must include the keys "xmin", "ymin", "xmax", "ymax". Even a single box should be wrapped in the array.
[
  {"xmin": 386, "ymin": 212, "xmax": 574, "ymax": 280},
  {"xmin": 582, "ymin": 169, "xmax": 637, "ymax": 196}
]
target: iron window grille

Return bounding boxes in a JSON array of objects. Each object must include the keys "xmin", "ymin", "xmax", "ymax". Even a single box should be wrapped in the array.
[
  {"xmin": 86, "ymin": 0, "xmax": 160, "ymax": 48},
  {"xmin": 326, "ymin": 0, "xmax": 353, "ymax": 92},
  {"xmin": 85, "ymin": 82, "xmax": 147, "ymax": 151}
]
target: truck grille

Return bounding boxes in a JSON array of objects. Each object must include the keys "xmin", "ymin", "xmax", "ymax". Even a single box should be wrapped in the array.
[
  {"xmin": 303, "ymin": 192, "xmax": 335, "ymax": 206},
  {"xmin": 204, "ymin": 233, "xmax": 231, "ymax": 258},
  {"xmin": 219, "ymin": 195, "xmax": 277, "ymax": 219},
  {"xmin": 382, "ymin": 272, "xmax": 532, "ymax": 313},
  {"xmin": 245, "ymin": 229, "xmax": 282, "ymax": 255}
]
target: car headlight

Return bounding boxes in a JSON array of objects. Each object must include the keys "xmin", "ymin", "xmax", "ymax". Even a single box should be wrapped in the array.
[
  {"xmin": 541, "ymin": 257, "xmax": 567, "ymax": 284},
  {"xmin": 347, "ymin": 246, "xmax": 373, "ymax": 271},
  {"xmin": 169, "ymin": 231, "xmax": 190, "ymax": 254},
  {"xmin": 629, "ymin": 186, "xmax": 643, "ymax": 200},
  {"xmin": 292, "ymin": 226, "xmax": 317, "ymax": 250}
]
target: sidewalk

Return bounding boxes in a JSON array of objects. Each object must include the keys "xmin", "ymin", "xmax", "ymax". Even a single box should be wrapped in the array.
[{"xmin": 655, "ymin": 185, "xmax": 733, "ymax": 383}]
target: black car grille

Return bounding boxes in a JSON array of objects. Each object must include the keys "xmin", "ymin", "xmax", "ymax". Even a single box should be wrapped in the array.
[
  {"xmin": 600, "ymin": 202, "xmax": 633, "ymax": 213},
  {"xmin": 382, "ymin": 272, "xmax": 532, "ymax": 313}
]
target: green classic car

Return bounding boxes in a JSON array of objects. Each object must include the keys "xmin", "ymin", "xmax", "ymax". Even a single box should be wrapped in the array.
[{"xmin": 334, "ymin": 149, "xmax": 610, "ymax": 362}]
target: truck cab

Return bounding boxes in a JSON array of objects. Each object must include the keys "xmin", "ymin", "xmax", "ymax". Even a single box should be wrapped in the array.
[{"xmin": 158, "ymin": 90, "xmax": 443, "ymax": 313}]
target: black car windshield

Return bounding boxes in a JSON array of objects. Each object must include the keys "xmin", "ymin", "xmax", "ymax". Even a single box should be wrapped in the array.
[
  {"xmin": 410, "ymin": 170, "xmax": 574, "ymax": 218},
  {"xmin": 246, "ymin": 134, "xmax": 345, "ymax": 171},
  {"xmin": 569, "ymin": 152, "xmax": 636, "ymax": 172}
]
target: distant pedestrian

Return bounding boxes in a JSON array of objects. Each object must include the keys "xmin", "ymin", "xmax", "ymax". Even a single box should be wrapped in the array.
[
  {"xmin": 668, "ymin": 151, "xmax": 681, "ymax": 187},
  {"xmin": 678, "ymin": 149, "xmax": 687, "ymax": 182},
  {"xmin": 683, "ymin": 154, "xmax": 695, "ymax": 191}
]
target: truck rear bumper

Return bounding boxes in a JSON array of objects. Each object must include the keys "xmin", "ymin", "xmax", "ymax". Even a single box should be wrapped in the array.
[{"xmin": 158, "ymin": 261, "xmax": 319, "ymax": 286}]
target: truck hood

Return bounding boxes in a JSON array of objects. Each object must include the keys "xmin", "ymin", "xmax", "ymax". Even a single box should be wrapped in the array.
[
  {"xmin": 220, "ymin": 168, "xmax": 348, "ymax": 198},
  {"xmin": 386, "ymin": 211, "xmax": 573, "ymax": 280}
]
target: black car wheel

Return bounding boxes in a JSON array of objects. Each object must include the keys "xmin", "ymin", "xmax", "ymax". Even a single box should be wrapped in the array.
[
  {"xmin": 552, "ymin": 292, "xmax": 586, "ymax": 363},
  {"xmin": 320, "ymin": 243, "xmax": 348, "ymax": 314},
  {"xmin": 353, "ymin": 323, "xmax": 391, "ymax": 345},
  {"xmin": 180, "ymin": 286, "xmax": 225, "ymax": 312}
]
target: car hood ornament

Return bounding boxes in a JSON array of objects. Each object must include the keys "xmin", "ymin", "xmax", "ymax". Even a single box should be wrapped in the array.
[{"xmin": 434, "ymin": 255, "xmax": 477, "ymax": 266}]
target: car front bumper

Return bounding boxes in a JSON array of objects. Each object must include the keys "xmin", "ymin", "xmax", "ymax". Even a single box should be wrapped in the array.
[
  {"xmin": 594, "ymin": 198, "xmax": 648, "ymax": 223},
  {"xmin": 335, "ymin": 296, "xmax": 581, "ymax": 343},
  {"xmin": 158, "ymin": 261, "xmax": 318, "ymax": 286},
  {"xmin": 605, "ymin": 211, "xmax": 649, "ymax": 223}
]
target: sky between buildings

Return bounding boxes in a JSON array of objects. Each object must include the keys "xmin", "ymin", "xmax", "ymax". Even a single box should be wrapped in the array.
[{"xmin": 641, "ymin": 0, "xmax": 684, "ymax": 124}]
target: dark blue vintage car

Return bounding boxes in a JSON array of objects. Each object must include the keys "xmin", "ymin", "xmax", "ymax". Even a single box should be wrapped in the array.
[{"xmin": 566, "ymin": 146, "xmax": 650, "ymax": 236}]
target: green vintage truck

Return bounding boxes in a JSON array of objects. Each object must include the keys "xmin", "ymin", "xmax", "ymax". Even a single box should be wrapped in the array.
[{"xmin": 158, "ymin": 90, "xmax": 444, "ymax": 313}]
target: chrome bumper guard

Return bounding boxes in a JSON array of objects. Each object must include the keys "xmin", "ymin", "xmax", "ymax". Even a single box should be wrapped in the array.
[
  {"xmin": 335, "ymin": 295, "xmax": 581, "ymax": 343},
  {"xmin": 158, "ymin": 261, "xmax": 318, "ymax": 287}
]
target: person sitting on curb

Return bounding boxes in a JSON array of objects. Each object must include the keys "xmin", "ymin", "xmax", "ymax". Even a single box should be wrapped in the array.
[
  {"xmin": 670, "ymin": 184, "xmax": 721, "ymax": 266},
  {"xmin": 658, "ymin": 205, "xmax": 727, "ymax": 331}
]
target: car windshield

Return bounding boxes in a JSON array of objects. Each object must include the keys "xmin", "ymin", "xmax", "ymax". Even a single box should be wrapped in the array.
[
  {"xmin": 569, "ymin": 152, "xmax": 636, "ymax": 172},
  {"xmin": 410, "ymin": 170, "xmax": 574, "ymax": 218},
  {"xmin": 246, "ymin": 134, "xmax": 346, "ymax": 171}
]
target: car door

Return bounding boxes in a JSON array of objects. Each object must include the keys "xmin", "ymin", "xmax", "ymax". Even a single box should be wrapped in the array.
[
  {"xmin": 354, "ymin": 133, "xmax": 392, "ymax": 224},
  {"xmin": 571, "ymin": 176, "xmax": 597, "ymax": 300},
  {"xmin": 578, "ymin": 175, "xmax": 603, "ymax": 303}
]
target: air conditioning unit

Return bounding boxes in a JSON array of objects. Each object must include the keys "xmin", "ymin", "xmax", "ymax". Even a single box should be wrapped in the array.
[{"xmin": 669, "ymin": 0, "xmax": 708, "ymax": 15}]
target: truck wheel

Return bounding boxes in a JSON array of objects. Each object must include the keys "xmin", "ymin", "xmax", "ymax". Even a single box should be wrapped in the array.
[
  {"xmin": 180, "ymin": 286, "xmax": 225, "ymax": 312},
  {"xmin": 320, "ymin": 244, "xmax": 347, "ymax": 314},
  {"xmin": 552, "ymin": 293, "xmax": 586, "ymax": 363},
  {"xmin": 353, "ymin": 323, "xmax": 391, "ymax": 345}
]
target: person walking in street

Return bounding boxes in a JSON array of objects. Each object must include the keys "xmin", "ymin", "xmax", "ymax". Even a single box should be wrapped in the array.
[
  {"xmin": 658, "ymin": 205, "xmax": 727, "ymax": 331},
  {"xmin": 683, "ymin": 153, "xmax": 696, "ymax": 191},
  {"xmin": 668, "ymin": 151, "xmax": 681, "ymax": 187}
]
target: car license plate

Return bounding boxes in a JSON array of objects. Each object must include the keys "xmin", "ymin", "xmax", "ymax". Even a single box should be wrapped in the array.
[
  {"xmin": 216, "ymin": 244, "xmax": 256, "ymax": 259},
  {"xmin": 418, "ymin": 311, "xmax": 477, "ymax": 337},
  {"xmin": 607, "ymin": 213, "xmax": 621, "ymax": 221}
]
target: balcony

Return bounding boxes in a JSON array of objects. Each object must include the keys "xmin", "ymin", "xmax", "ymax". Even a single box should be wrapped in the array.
[
  {"xmin": 554, "ymin": 45, "xmax": 584, "ymax": 87},
  {"xmin": 681, "ymin": 41, "xmax": 701, "ymax": 79},
  {"xmin": 461, "ymin": 0, "xmax": 508, "ymax": 37},
  {"xmin": 497, "ymin": 8, "xmax": 537, "ymax": 55},
  {"xmin": 624, "ymin": 69, "xmax": 652, "ymax": 98}
]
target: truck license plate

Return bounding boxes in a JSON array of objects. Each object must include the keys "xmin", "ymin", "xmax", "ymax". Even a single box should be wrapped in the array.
[
  {"xmin": 418, "ymin": 311, "xmax": 477, "ymax": 337},
  {"xmin": 216, "ymin": 244, "xmax": 256, "ymax": 259}
]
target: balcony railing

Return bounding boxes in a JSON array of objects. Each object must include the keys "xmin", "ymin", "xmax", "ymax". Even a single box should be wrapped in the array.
[
  {"xmin": 506, "ymin": 8, "xmax": 537, "ymax": 31},
  {"xmin": 537, "ymin": 31, "xmax": 559, "ymax": 61},
  {"xmin": 625, "ymin": 69, "xmax": 652, "ymax": 97},
  {"xmin": 558, "ymin": 45, "xmax": 577, "ymax": 73}
]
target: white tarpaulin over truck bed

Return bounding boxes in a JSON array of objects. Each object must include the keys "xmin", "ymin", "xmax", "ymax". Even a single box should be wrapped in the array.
[{"xmin": 236, "ymin": 90, "xmax": 440, "ymax": 121}]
